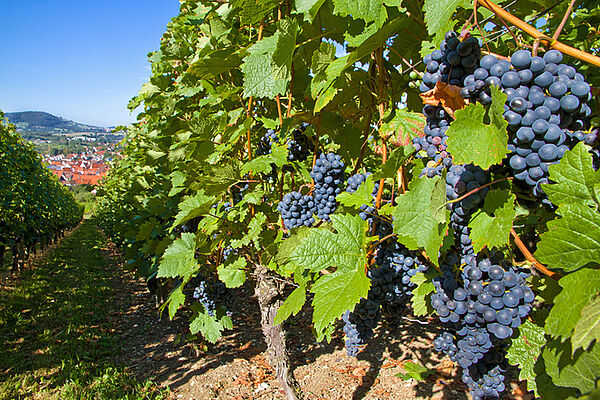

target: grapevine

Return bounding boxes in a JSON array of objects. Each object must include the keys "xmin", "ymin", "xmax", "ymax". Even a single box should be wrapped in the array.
[{"xmin": 94, "ymin": 1, "xmax": 600, "ymax": 399}]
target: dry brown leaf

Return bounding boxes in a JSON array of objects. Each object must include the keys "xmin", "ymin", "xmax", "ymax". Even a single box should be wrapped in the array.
[{"xmin": 419, "ymin": 81, "xmax": 467, "ymax": 118}]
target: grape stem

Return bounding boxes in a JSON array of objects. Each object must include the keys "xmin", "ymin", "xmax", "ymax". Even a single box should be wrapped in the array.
[
  {"xmin": 552, "ymin": 0, "xmax": 577, "ymax": 41},
  {"xmin": 441, "ymin": 177, "xmax": 513, "ymax": 209},
  {"xmin": 477, "ymin": 0, "xmax": 600, "ymax": 67},
  {"xmin": 510, "ymin": 228, "xmax": 560, "ymax": 279}
]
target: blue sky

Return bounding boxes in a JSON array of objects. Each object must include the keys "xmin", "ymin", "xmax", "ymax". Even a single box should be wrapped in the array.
[{"xmin": 0, "ymin": 1, "xmax": 181, "ymax": 127}]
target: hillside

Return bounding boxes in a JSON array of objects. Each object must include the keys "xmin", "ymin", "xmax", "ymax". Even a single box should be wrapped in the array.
[{"xmin": 6, "ymin": 111, "xmax": 111, "ymax": 134}]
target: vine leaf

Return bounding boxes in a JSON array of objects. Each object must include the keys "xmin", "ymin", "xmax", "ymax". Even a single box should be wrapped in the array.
[
  {"xmin": 172, "ymin": 190, "xmax": 214, "ymax": 230},
  {"xmin": 395, "ymin": 361, "xmax": 433, "ymax": 381},
  {"xmin": 572, "ymin": 295, "xmax": 600, "ymax": 353},
  {"xmin": 535, "ymin": 204, "xmax": 600, "ymax": 272},
  {"xmin": 392, "ymin": 175, "xmax": 448, "ymax": 266},
  {"xmin": 337, "ymin": 175, "xmax": 376, "ymax": 208},
  {"xmin": 166, "ymin": 285, "xmax": 186, "ymax": 320},
  {"xmin": 241, "ymin": 144, "xmax": 287, "ymax": 175},
  {"xmin": 543, "ymin": 142, "xmax": 600, "ymax": 207},
  {"xmin": 506, "ymin": 320, "xmax": 547, "ymax": 396},
  {"xmin": 274, "ymin": 285, "xmax": 306, "ymax": 325},
  {"xmin": 241, "ymin": 19, "xmax": 298, "ymax": 99},
  {"xmin": 544, "ymin": 268, "xmax": 600, "ymax": 340},
  {"xmin": 158, "ymin": 233, "xmax": 198, "ymax": 279},
  {"xmin": 446, "ymin": 85, "xmax": 509, "ymax": 169},
  {"xmin": 311, "ymin": 268, "xmax": 371, "ymax": 337},
  {"xmin": 231, "ymin": 0, "xmax": 279, "ymax": 25},
  {"xmin": 288, "ymin": 214, "xmax": 370, "ymax": 273},
  {"xmin": 543, "ymin": 338, "xmax": 600, "ymax": 393},
  {"xmin": 231, "ymin": 212, "xmax": 267, "ymax": 249},
  {"xmin": 333, "ymin": 0, "xmax": 387, "ymax": 26},
  {"xmin": 284, "ymin": 214, "xmax": 371, "ymax": 337},
  {"xmin": 423, "ymin": 0, "xmax": 470, "ymax": 37},
  {"xmin": 189, "ymin": 307, "xmax": 233, "ymax": 344},
  {"xmin": 372, "ymin": 145, "xmax": 415, "ymax": 180},
  {"xmin": 410, "ymin": 273, "xmax": 435, "ymax": 316},
  {"xmin": 379, "ymin": 108, "xmax": 426, "ymax": 147},
  {"xmin": 218, "ymin": 258, "xmax": 247, "ymax": 288},
  {"xmin": 468, "ymin": 189, "xmax": 515, "ymax": 253}
]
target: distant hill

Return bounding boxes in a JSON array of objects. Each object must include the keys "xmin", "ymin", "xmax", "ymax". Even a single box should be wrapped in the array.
[{"xmin": 5, "ymin": 111, "xmax": 112, "ymax": 135}]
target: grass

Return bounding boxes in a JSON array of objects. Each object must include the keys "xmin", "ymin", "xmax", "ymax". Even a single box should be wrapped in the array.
[{"xmin": 0, "ymin": 220, "xmax": 170, "ymax": 400}]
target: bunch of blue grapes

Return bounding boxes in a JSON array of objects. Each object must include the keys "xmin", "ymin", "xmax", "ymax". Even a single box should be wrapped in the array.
[
  {"xmin": 256, "ymin": 129, "xmax": 279, "ymax": 156},
  {"xmin": 278, "ymin": 153, "xmax": 344, "ymax": 229},
  {"xmin": 460, "ymin": 49, "xmax": 594, "ymax": 197},
  {"xmin": 189, "ymin": 276, "xmax": 228, "ymax": 317},
  {"xmin": 278, "ymin": 191, "xmax": 316, "ymax": 229},
  {"xmin": 446, "ymin": 164, "xmax": 489, "ymax": 256},
  {"xmin": 342, "ymin": 293, "xmax": 381, "ymax": 356},
  {"xmin": 431, "ymin": 251, "xmax": 534, "ymax": 398},
  {"xmin": 232, "ymin": 182, "xmax": 249, "ymax": 205},
  {"xmin": 462, "ymin": 351, "xmax": 508, "ymax": 400},
  {"xmin": 420, "ymin": 31, "xmax": 482, "ymax": 92},
  {"xmin": 414, "ymin": 105, "xmax": 454, "ymax": 177},
  {"xmin": 287, "ymin": 125, "xmax": 313, "ymax": 162},
  {"xmin": 310, "ymin": 153, "xmax": 345, "ymax": 221}
]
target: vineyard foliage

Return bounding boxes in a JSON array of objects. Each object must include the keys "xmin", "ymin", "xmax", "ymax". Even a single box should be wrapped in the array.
[
  {"xmin": 96, "ymin": 0, "xmax": 600, "ymax": 398},
  {"xmin": 0, "ymin": 111, "xmax": 83, "ymax": 270}
]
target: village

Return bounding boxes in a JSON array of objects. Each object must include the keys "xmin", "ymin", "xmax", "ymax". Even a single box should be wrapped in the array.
[{"xmin": 43, "ymin": 145, "xmax": 118, "ymax": 188}]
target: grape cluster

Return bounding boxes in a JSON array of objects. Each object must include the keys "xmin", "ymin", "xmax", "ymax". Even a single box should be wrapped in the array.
[
  {"xmin": 462, "ymin": 351, "xmax": 508, "ymax": 400},
  {"xmin": 431, "ymin": 252, "xmax": 534, "ymax": 398},
  {"xmin": 278, "ymin": 191, "xmax": 316, "ymax": 229},
  {"xmin": 287, "ymin": 125, "xmax": 313, "ymax": 162},
  {"xmin": 343, "ymin": 238, "xmax": 429, "ymax": 356},
  {"xmin": 461, "ymin": 49, "xmax": 594, "ymax": 197},
  {"xmin": 421, "ymin": 31, "xmax": 482, "ymax": 92},
  {"xmin": 278, "ymin": 153, "xmax": 344, "ymax": 229},
  {"xmin": 446, "ymin": 164, "xmax": 489, "ymax": 256},
  {"xmin": 414, "ymin": 105, "xmax": 454, "ymax": 177},
  {"xmin": 190, "ymin": 276, "xmax": 228, "ymax": 317},
  {"xmin": 310, "ymin": 153, "xmax": 345, "ymax": 221},
  {"xmin": 256, "ymin": 130, "xmax": 279, "ymax": 156}
]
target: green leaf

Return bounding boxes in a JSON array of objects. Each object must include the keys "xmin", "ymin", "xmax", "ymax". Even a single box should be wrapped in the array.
[
  {"xmin": 241, "ymin": 144, "xmax": 288, "ymax": 175},
  {"xmin": 231, "ymin": 212, "xmax": 267, "ymax": 249},
  {"xmin": 543, "ymin": 339, "xmax": 600, "ymax": 393},
  {"xmin": 423, "ymin": 0, "xmax": 470, "ymax": 36},
  {"xmin": 446, "ymin": 85, "xmax": 509, "ymax": 169},
  {"xmin": 410, "ymin": 272, "xmax": 435, "ymax": 316},
  {"xmin": 468, "ymin": 189, "xmax": 515, "ymax": 252},
  {"xmin": 506, "ymin": 320, "xmax": 547, "ymax": 396},
  {"xmin": 167, "ymin": 285, "xmax": 186, "ymax": 320},
  {"xmin": 395, "ymin": 361, "xmax": 433, "ymax": 381},
  {"xmin": 392, "ymin": 176, "xmax": 448, "ymax": 266},
  {"xmin": 218, "ymin": 258, "xmax": 247, "ymax": 288},
  {"xmin": 172, "ymin": 191, "xmax": 214, "ymax": 229},
  {"xmin": 337, "ymin": 175, "xmax": 376, "ymax": 208},
  {"xmin": 186, "ymin": 49, "xmax": 245, "ymax": 80},
  {"xmin": 288, "ymin": 214, "xmax": 370, "ymax": 272},
  {"xmin": 231, "ymin": 0, "xmax": 279, "ymax": 25},
  {"xmin": 157, "ymin": 233, "xmax": 198, "ymax": 279},
  {"xmin": 311, "ymin": 267, "xmax": 371, "ymax": 337},
  {"xmin": 333, "ymin": 0, "xmax": 386, "ymax": 26},
  {"xmin": 372, "ymin": 145, "xmax": 415, "ymax": 180},
  {"xmin": 189, "ymin": 310, "xmax": 227, "ymax": 344},
  {"xmin": 545, "ymin": 268, "xmax": 600, "ymax": 339},
  {"xmin": 536, "ymin": 204, "xmax": 600, "ymax": 272},
  {"xmin": 241, "ymin": 19, "xmax": 298, "ymax": 99},
  {"xmin": 274, "ymin": 285, "xmax": 307, "ymax": 325},
  {"xmin": 379, "ymin": 108, "xmax": 426, "ymax": 149},
  {"xmin": 543, "ymin": 142, "xmax": 600, "ymax": 207},
  {"xmin": 572, "ymin": 295, "xmax": 600, "ymax": 353}
]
